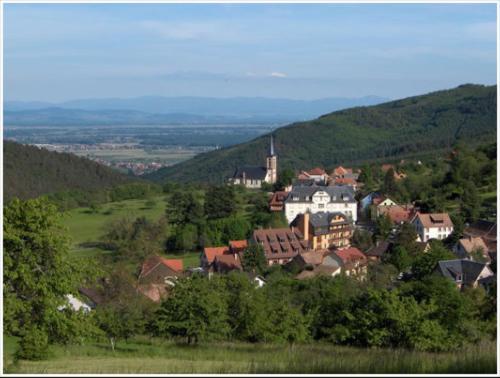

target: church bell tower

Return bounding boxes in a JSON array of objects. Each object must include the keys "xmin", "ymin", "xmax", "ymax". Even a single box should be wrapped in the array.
[{"xmin": 266, "ymin": 135, "xmax": 277, "ymax": 184}]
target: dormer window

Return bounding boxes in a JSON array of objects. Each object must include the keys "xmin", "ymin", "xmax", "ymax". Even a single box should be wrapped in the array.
[
  {"xmin": 331, "ymin": 196, "xmax": 336, "ymax": 201},
  {"xmin": 293, "ymin": 196, "xmax": 299, "ymax": 201}
]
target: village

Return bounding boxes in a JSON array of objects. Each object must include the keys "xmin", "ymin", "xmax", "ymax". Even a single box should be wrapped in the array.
[{"xmin": 70, "ymin": 136, "xmax": 497, "ymax": 310}]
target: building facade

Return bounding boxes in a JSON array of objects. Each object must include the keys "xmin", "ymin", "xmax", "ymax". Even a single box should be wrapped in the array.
[
  {"xmin": 284, "ymin": 185, "xmax": 357, "ymax": 224},
  {"xmin": 412, "ymin": 212, "xmax": 454, "ymax": 242}
]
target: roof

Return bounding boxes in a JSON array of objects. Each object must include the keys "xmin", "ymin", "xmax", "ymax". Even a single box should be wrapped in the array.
[
  {"xmin": 365, "ymin": 241, "xmax": 391, "ymax": 257},
  {"xmin": 458, "ymin": 237, "xmax": 488, "ymax": 254},
  {"xmin": 309, "ymin": 212, "xmax": 350, "ymax": 229},
  {"xmin": 332, "ymin": 166, "xmax": 353, "ymax": 176},
  {"xmin": 308, "ymin": 167, "xmax": 327, "ymax": 176},
  {"xmin": 381, "ymin": 164, "xmax": 395, "ymax": 172},
  {"xmin": 253, "ymin": 228, "xmax": 309, "ymax": 259},
  {"xmin": 140, "ymin": 255, "xmax": 184, "ymax": 278},
  {"xmin": 296, "ymin": 249, "xmax": 331, "ymax": 266},
  {"xmin": 214, "ymin": 254, "xmax": 243, "ymax": 272},
  {"xmin": 295, "ymin": 265, "xmax": 340, "ymax": 280},
  {"xmin": 269, "ymin": 191, "xmax": 288, "ymax": 206},
  {"xmin": 334, "ymin": 247, "xmax": 367, "ymax": 264},
  {"xmin": 334, "ymin": 177, "xmax": 357, "ymax": 186},
  {"xmin": 285, "ymin": 185, "xmax": 355, "ymax": 204},
  {"xmin": 229, "ymin": 240, "xmax": 248, "ymax": 250},
  {"xmin": 78, "ymin": 287, "xmax": 104, "ymax": 306},
  {"xmin": 233, "ymin": 166, "xmax": 267, "ymax": 180},
  {"xmin": 464, "ymin": 220, "xmax": 497, "ymax": 241},
  {"xmin": 203, "ymin": 246, "xmax": 230, "ymax": 264},
  {"xmin": 436, "ymin": 259, "xmax": 493, "ymax": 286},
  {"xmin": 378, "ymin": 205, "xmax": 415, "ymax": 224},
  {"xmin": 413, "ymin": 212, "xmax": 453, "ymax": 229}
]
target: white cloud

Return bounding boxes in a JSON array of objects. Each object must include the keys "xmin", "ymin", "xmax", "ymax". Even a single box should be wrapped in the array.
[{"xmin": 269, "ymin": 72, "xmax": 287, "ymax": 78}]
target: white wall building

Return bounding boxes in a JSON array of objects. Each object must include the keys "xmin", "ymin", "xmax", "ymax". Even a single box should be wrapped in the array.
[
  {"xmin": 284, "ymin": 185, "xmax": 357, "ymax": 224},
  {"xmin": 412, "ymin": 212, "xmax": 454, "ymax": 242}
]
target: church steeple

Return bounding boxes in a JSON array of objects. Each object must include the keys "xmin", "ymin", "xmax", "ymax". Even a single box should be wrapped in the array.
[
  {"xmin": 269, "ymin": 134, "xmax": 275, "ymax": 157},
  {"xmin": 266, "ymin": 134, "xmax": 277, "ymax": 184}
]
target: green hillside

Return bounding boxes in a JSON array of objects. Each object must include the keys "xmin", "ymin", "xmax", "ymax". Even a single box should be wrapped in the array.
[
  {"xmin": 146, "ymin": 84, "xmax": 497, "ymax": 184},
  {"xmin": 3, "ymin": 141, "xmax": 135, "ymax": 201}
]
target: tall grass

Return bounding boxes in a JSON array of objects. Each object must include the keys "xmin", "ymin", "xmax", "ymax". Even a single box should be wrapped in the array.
[{"xmin": 5, "ymin": 336, "xmax": 496, "ymax": 374}]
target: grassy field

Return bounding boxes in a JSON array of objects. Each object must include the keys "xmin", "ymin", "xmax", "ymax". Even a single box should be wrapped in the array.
[
  {"xmin": 63, "ymin": 196, "xmax": 200, "ymax": 268},
  {"xmin": 3, "ymin": 336, "xmax": 496, "ymax": 374}
]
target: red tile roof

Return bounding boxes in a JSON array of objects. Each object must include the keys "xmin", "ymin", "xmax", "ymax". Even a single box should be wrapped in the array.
[
  {"xmin": 203, "ymin": 246, "xmax": 230, "ymax": 264},
  {"xmin": 334, "ymin": 247, "xmax": 367, "ymax": 264},
  {"xmin": 332, "ymin": 166, "xmax": 353, "ymax": 177},
  {"xmin": 253, "ymin": 228, "xmax": 309, "ymax": 260},
  {"xmin": 378, "ymin": 205, "xmax": 415, "ymax": 224},
  {"xmin": 229, "ymin": 240, "xmax": 248, "ymax": 249},
  {"xmin": 214, "ymin": 254, "xmax": 243, "ymax": 272},
  {"xmin": 140, "ymin": 255, "xmax": 184, "ymax": 277},
  {"xmin": 308, "ymin": 167, "xmax": 326, "ymax": 175},
  {"xmin": 335, "ymin": 177, "xmax": 357, "ymax": 186}
]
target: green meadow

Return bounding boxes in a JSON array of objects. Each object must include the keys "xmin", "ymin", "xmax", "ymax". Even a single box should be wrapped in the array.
[
  {"xmin": 3, "ymin": 335, "xmax": 496, "ymax": 374},
  {"xmin": 63, "ymin": 195, "xmax": 200, "ymax": 267}
]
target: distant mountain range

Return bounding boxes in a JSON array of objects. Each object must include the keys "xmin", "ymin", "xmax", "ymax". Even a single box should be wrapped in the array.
[
  {"xmin": 4, "ymin": 95, "xmax": 389, "ymax": 126},
  {"xmin": 145, "ymin": 84, "xmax": 497, "ymax": 184}
]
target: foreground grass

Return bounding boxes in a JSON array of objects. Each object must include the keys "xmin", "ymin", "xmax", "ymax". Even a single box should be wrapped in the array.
[{"xmin": 5, "ymin": 337, "xmax": 496, "ymax": 374}]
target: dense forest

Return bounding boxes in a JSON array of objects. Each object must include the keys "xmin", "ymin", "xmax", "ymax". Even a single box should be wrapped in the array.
[
  {"xmin": 3, "ymin": 141, "xmax": 135, "ymax": 201},
  {"xmin": 146, "ymin": 84, "xmax": 497, "ymax": 184}
]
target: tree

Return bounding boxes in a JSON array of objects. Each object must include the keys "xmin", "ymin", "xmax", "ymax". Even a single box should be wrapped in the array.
[
  {"xmin": 204, "ymin": 185, "xmax": 236, "ymax": 220},
  {"xmin": 383, "ymin": 168, "xmax": 397, "ymax": 195},
  {"xmin": 351, "ymin": 229, "xmax": 374, "ymax": 252},
  {"xmin": 3, "ymin": 198, "xmax": 91, "ymax": 345},
  {"xmin": 166, "ymin": 190, "xmax": 204, "ymax": 227},
  {"xmin": 374, "ymin": 214, "xmax": 393, "ymax": 241},
  {"xmin": 153, "ymin": 275, "xmax": 229, "ymax": 344},
  {"xmin": 411, "ymin": 241, "xmax": 455, "ymax": 279},
  {"xmin": 461, "ymin": 181, "xmax": 481, "ymax": 222},
  {"xmin": 274, "ymin": 167, "xmax": 295, "ymax": 191},
  {"xmin": 394, "ymin": 222, "xmax": 420, "ymax": 257},
  {"xmin": 242, "ymin": 244, "xmax": 268, "ymax": 275},
  {"xmin": 386, "ymin": 245, "xmax": 412, "ymax": 272}
]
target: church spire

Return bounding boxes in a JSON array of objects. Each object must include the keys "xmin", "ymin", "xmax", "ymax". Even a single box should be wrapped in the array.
[{"xmin": 269, "ymin": 134, "xmax": 275, "ymax": 156}]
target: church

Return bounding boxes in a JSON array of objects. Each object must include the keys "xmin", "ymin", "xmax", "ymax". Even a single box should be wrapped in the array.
[{"xmin": 229, "ymin": 135, "xmax": 277, "ymax": 189}]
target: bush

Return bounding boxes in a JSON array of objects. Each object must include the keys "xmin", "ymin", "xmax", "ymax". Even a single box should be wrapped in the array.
[{"xmin": 16, "ymin": 327, "xmax": 50, "ymax": 361}]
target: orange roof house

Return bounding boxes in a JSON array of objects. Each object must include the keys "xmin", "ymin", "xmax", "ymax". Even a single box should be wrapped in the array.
[
  {"xmin": 201, "ymin": 246, "xmax": 230, "ymax": 268},
  {"xmin": 137, "ymin": 255, "xmax": 184, "ymax": 302},
  {"xmin": 229, "ymin": 240, "xmax": 248, "ymax": 254}
]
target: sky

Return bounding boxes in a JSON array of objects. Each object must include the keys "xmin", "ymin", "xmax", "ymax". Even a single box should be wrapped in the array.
[{"xmin": 4, "ymin": 3, "xmax": 497, "ymax": 102}]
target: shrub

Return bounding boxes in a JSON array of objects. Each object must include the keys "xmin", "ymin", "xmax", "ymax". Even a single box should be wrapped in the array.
[{"xmin": 16, "ymin": 327, "xmax": 50, "ymax": 361}]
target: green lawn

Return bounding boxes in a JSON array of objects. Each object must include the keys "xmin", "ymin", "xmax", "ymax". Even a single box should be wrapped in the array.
[
  {"xmin": 63, "ymin": 196, "xmax": 200, "ymax": 268},
  {"xmin": 4, "ymin": 337, "xmax": 496, "ymax": 374}
]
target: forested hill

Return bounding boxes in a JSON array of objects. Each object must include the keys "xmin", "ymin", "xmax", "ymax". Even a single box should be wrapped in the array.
[
  {"xmin": 146, "ymin": 84, "xmax": 497, "ymax": 184},
  {"xmin": 4, "ymin": 141, "xmax": 135, "ymax": 201}
]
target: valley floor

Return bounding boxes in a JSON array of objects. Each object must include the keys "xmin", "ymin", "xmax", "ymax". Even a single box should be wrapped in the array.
[{"xmin": 3, "ymin": 336, "xmax": 496, "ymax": 374}]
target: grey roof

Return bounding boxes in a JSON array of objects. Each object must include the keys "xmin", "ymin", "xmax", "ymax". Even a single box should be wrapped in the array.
[
  {"xmin": 436, "ymin": 259, "xmax": 491, "ymax": 286},
  {"xmin": 365, "ymin": 241, "xmax": 392, "ymax": 257},
  {"xmin": 285, "ymin": 185, "xmax": 356, "ymax": 203},
  {"xmin": 309, "ymin": 212, "xmax": 350, "ymax": 228},
  {"xmin": 233, "ymin": 166, "xmax": 267, "ymax": 180}
]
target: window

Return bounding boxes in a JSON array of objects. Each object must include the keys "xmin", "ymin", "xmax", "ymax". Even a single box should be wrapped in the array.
[{"xmin": 318, "ymin": 204, "xmax": 324, "ymax": 209}]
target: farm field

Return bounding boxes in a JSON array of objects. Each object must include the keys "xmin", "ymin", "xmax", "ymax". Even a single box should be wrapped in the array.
[{"xmin": 3, "ymin": 336, "xmax": 496, "ymax": 374}]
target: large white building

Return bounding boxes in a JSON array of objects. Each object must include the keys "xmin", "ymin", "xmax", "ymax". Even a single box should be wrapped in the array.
[
  {"xmin": 284, "ymin": 185, "xmax": 357, "ymax": 224},
  {"xmin": 412, "ymin": 212, "xmax": 454, "ymax": 242}
]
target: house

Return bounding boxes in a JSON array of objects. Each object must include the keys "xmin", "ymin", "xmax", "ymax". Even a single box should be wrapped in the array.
[
  {"xmin": 291, "ymin": 211, "xmax": 352, "ymax": 250},
  {"xmin": 138, "ymin": 255, "xmax": 184, "ymax": 286},
  {"xmin": 213, "ymin": 254, "xmax": 243, "ymax": 274},
  {"xmin": 411, "ymin": 212, "xmax": 454, "ymax": 242},
  {"xmin": 229, "ymin": 239, "xmax": 248, "ymax": 254},
  {"xmin": 326, "ymin": 246, "xmax": 368, "ymax": 278},
  {"xmin": 291, "ymin": 248, "xmax": 332, "ymax": 269},
  {"xmin": 251, "ymin": 228, "xmax": 310, "ymax": 266},
  {"xmin": 435, "ymin": 259, "xmax": 494, "ymax": 290},
  {"xmin": 284, "ymin": 185, "xmax": 357, "ymax": 224},
  {"xmin": 329, "ymin": 166, "xmax": 360, "ymax": 190},
  {"xmin": 297, "ymin": 167, "xmax": 329, "ymax": 185},
  {"xmin": 78, "ymin": 287, "xmax": 104, "ymax": 309},
  {"xmin": 137, "ymin": 255, "xmax": 184, "ymax": 302},
  {"xmin": 201, "ymin": 246, "xmax": 230, "ymax": 270},
  {"xmin": 453, "ymin": 236, "xmax": 489, "ymax": 261},
  {"xmin": 228, "ymin": 135, "xmax": 277, "ymax": 188},
  {"xmin": 364, "ymin": 240, "xmax": 392, "ymax": 262},
  {"xmin": 377, "ymin": 204, "xmax": 416, "ymax": 224},
  {"xmin": 463, "ymin": 220, "xmax": 497, "ymax": 258},
  {"xmin": 269, "ymin": 191, "xmax": 289, "ymax": 212}
]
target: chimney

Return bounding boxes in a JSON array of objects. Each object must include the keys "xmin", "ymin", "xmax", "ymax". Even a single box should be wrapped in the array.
[{"xmin": 303, "ymin": 212, "xmax": 309, "ymax": 241}]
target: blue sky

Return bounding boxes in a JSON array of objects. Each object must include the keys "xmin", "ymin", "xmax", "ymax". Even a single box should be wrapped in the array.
[{"xmin": 4, "ymin": 3, "xmax": 497, "ymax": 101}]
